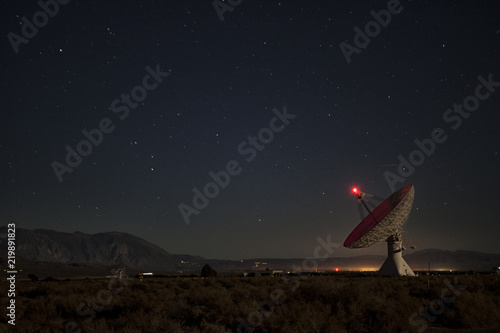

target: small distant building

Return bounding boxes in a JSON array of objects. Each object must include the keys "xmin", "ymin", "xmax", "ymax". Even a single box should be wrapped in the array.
[
  {"xmin": 253, "ymin": 262, "xmax": 268, "ymax": 269},
  {"xmin": 271, "ymin": 270, "xmax": 283, "ymax": 276},
  {"xmin": 244, "ymin": 269, "xmax": 283, "ymax": 277},
  {"xmin": 137, "ymin": 272, "xmax": 154, "ymax": 279}
]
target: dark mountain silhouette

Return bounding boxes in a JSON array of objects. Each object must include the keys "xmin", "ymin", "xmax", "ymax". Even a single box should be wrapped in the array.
[{"xmin": 0, "ymin": 227, "xmax": 209, "ymax": 272}]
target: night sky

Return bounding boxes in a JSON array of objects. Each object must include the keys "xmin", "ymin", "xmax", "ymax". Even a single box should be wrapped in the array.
[{"xmin": 2, "ymin": 1, "xmax": 499, "ymax": 261}]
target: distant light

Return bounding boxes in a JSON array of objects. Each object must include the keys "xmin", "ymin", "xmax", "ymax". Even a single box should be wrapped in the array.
[
  {"xmin": 352, "ymin": 187, "xmax": 358, "ymax": 194},
  {"xmin": 335, "ymin": 267, "xmax": 339, "ymax": 272}
]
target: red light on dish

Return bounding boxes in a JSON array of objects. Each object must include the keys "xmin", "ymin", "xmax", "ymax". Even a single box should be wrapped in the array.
[{"xmin": 352, "ymin": 187, "xmax": 358, "ymax": 194}]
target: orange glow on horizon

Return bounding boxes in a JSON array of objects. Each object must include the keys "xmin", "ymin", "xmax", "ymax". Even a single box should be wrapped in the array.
[{"xmin": 347, "ymin": 267, "xmax": 378, "ymax": 272}]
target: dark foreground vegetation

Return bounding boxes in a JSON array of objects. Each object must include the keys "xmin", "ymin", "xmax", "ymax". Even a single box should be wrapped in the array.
[{"xmin": 1, "ymin": 274, "xmax": 499, "ymax": 332}]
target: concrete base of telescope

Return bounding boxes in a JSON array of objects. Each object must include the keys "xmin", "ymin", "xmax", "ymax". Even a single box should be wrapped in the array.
[{"xmin": 378, "ymin": 234, "xmax": 415, "ymax": 276}]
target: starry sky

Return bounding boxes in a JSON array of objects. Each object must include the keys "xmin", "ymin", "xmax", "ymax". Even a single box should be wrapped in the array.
[{"xmin": 1, "ymin": 1, "xmax": 499, "ymax": 260}]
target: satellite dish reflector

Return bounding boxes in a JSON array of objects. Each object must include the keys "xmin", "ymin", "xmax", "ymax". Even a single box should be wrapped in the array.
[
  {"xmin": 344, "ymin": 184, "xmax": 416, "ymax": 276},
  {"xmin": 344, "ymin": 184, "xmax": 414, "ymax": 248}
]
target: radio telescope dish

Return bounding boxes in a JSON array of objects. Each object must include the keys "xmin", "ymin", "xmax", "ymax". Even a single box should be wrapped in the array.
[{"xmin": 344, "ymin": 184, "xmax": 416, "ymax": 276}]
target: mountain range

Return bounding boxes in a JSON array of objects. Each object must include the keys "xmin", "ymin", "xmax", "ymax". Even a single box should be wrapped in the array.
[{"xmin": 1, "ymin": 227, "xmax": 499, "ymax": 278}]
